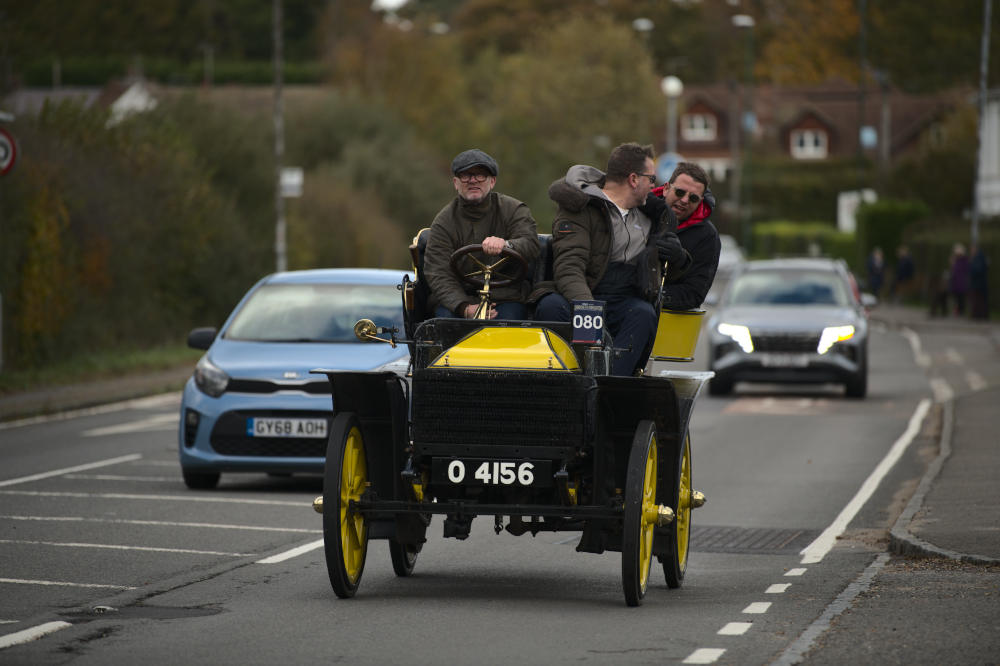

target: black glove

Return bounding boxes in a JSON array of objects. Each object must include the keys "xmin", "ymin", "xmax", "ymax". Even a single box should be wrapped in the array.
[{"xmin": 655, "ymin": 232, "xmax": 685, "ymax": 265}]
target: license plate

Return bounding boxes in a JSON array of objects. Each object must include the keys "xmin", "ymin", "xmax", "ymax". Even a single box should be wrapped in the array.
[
  {"xmin": 760, "ymin": 353, "xmax": 810, "ymax": 368},
  {"xmin": 431, "ymin": 458, "xmax": 552, "ymax": 487},
  {"xmin": 246, "ymin": 417, "xmax": 328, "ymax": 438}
]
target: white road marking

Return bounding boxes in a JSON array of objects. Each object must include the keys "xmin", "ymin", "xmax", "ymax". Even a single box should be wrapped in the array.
[
  {"xmin": 82, "ymin": 413, "xmax": 177, "ymax": 437},
  {"xmin": 929, "ymin": 377, "xmax": 953, "ymax": 403},
  {"xmin": 799, "ymin": 398, "xmax": 931, "ymax": 564},
  {"xmin": 0, "ymin": 515, "xmax": 320, "ymax": 534},
  {"xmin": 785, "ymin": 568, "xmax": 807, "ymax": 576},
  {"xmin": 0, "ymin": 621, "xmax": 18, "ymax": 625},
  {"xmin": 256, "ymin": 538, "xmax": 324, "ymax": 564},
  {"xmin": 0, "ymin": 392, "xmax": 181, "ymax": 431},
  {"xmin": 742, "ymin": 602, "xmax": 771, "ymax": 614},
  {"xmin": 683, "ymin": 648, "xmax": 726, "ymax": 664},
  {"xmin": 0, "ymin": 539, "xmax": 252, "ymax": 557},
  {"xmin": 944, "ymin": 347, "xmax": 963, "ymax": 364},
  {"xmin": 64, "ymin": 474, "xmax": 179, "ymax": 482},
  {"xmin": 966, "ymin": 370, "xmax": 987, "ymax": 391},
  {"xmin": 0, "ymin": 454, "xmax": 142, "ymax": 488},
  {"xmin": 0, "ymin": 578, "xmax": 134, "ymax": 590},
  {"xmin": 0, "ymin": 490, "xmax": 306, "ymax": 507},
  {"xmin": 717, "ymin": 622, "xmax": 752, "ymax": 636},
  {"xmin": 901, "ymin": 328, "xmax": 930, "ymax": 367},
  {"xmin": 0, "ymin": 621, "xmax": 73, "ymax": 650},
  {"xmin": 766, "ymin": 583, "xmax": 791, "ymax": 593}
]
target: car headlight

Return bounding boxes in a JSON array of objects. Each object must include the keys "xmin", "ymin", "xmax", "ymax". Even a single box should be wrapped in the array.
[
  {"xmin": 817, "ymin": 325, "xmax": 855, "ymax": 354},
  {"xmin": 716, "ymin": 323, "xmax": 754, "ymax": 353},
  {"xmin": 194, "ymin": 355, "xmax": 230, "ymax": 397}
]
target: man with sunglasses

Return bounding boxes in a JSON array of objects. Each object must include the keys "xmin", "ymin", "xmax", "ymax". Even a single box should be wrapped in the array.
[
  {"xmin": 643, "ymin": 162, "xmax": 722, "ymax": 311},
  {"xmin": 533, "ymin": 143, "xmax": 687, "ymax": 375},
  {"xmin": 424, "ymin": 148, "xmax": 540, "ymax": 319}
]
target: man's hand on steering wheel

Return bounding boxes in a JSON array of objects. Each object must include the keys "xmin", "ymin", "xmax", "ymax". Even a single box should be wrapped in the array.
[
  {"xmin": 480, "ymin": 236, "xmax": 507, "ymax": 255},
  {"xmin": 461, "ymin": 303, "xmax": 498, "ymax": 319}
]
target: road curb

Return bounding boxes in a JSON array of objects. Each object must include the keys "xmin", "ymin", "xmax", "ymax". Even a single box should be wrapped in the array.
[{"xmin": 887, "ymin": 398, "xmax": 1000, "ymax": 566}]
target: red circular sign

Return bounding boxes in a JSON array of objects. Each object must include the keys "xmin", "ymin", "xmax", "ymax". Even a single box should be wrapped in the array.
[{"xmin": 0, "ymin": 127, "xmax": 17, "ymax": 175}]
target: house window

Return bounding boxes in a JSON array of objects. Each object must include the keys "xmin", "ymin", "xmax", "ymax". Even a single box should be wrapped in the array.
[
  {"xmin": 790, "ymin": 129, "xmax": 828, "ymax": 159},
  {"xmin": 681, "ymin": 114, "xmax": 717, "ymax": 141}
]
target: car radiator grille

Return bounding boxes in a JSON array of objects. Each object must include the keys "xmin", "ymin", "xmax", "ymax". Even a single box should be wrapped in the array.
[
  {"xmin": 411, "ymin": 369, "xmax": 596, "ymax": 449},
  {"xmin": 209, "ymin": 410, "xmax": 329, "ymax": 457},
  {"xmin": 752, "ymin": 333, "xmax": 820, "ymax": 353}
]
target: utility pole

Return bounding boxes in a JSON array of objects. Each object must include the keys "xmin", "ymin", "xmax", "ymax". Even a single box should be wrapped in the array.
[{"xmin": 273, "ymin": 0, "xmax": 287, "ymax": 272}]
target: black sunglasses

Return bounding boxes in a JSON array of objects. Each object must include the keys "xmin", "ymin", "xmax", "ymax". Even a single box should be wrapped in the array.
[
  {"xmin": 669, "ymin": 186, "xmax": 701, "ymax": 205},
  {"xmin": 636, "ymin": 173, "xmax": 656, "ymax": 184}
]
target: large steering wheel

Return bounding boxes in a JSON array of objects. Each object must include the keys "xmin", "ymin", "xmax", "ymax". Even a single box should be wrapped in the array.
[{"xmin": 449, "ymin": 243, "xmax": 530, "ymax": 289}]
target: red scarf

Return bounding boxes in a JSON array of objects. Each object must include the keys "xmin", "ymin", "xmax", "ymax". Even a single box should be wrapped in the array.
[{"xmin": 651, "ymin": 185, "xmax": 710, "ymax": 230}]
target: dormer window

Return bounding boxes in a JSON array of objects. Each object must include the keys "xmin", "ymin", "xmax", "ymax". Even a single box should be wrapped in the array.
[
  {"xmin": 681, "ymin": 113, "xmax": 717, "ymax": 141},
  {"xmin": 790, "ymin": 129, "xmax": 828, "ymax": 159}
]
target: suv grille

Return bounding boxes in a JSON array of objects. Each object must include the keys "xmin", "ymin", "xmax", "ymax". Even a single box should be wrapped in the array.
[{"xmin": 752, "ymin": 333, "xmax": 819, "ymax": 353}]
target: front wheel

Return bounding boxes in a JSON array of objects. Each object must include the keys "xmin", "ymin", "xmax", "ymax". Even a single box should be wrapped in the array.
[
  {"xmin": 662, "ymin": 433, "xmax": 692, "ymax": 588},
  {"xmin": 622, "ymin": 420, "xmax": 658, "ymax": 607},
  {"xmin": 323, "ymin": 412, "xmax": 369, "ymax": 598},
  {"xmin": 182, "ymin": 468, "xmax": 220, "ymax": 490}
]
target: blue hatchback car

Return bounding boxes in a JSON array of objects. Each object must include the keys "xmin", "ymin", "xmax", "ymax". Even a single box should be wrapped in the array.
[{"xmin": 178, "ymin": 268, "xmax": 410, "ymax": 489}]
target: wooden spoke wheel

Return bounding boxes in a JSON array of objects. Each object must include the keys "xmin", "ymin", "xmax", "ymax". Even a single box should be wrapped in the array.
[
  {"xmin": 662, "ymin": 433, "xmax": 692, "ymax": 589},
  {"xmin": 622, "ymin": 420, "xmax": 658, "ymax": 607},
  {"xmin": 323, "ymin": 412, "xmax": 369, "ymax": 598}
]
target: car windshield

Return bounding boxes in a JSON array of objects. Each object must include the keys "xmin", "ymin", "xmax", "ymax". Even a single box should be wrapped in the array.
[
  {"xmin": 225, "ymin": 282, "xmax": 403, "ymax": 342},
  {"xmin": 725, "ymin": 269, "xmax": 850, "ymax": 307}
]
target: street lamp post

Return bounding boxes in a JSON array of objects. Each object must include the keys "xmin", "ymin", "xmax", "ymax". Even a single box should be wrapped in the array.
[
  {"xmin": 661, "ymin": 75, "xmax": 683, "ymax": 157},
  {"xmin": 732, "ymin": 14, "xmax": 755, "ymax": 255}
]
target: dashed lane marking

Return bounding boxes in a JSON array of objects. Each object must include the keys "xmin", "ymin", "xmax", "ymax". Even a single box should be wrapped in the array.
[
  {"xmin": 0, "ymin": 515, "xmax": 320, "ymax": 533},
  {"xmin": 65, "ymin": 474, "xmax": 180, "ymax": 482},
  {"xmin": 82, "ymin": 413, "xmax": 177, "ymax": 437},
  {"xmin": 0, "ymin": 539, "xmax": 252, "ymax": 557},
  {"xmin": 0, "ymin": 455, "xmax": 142, "ymax": 488},
  {"xmin": 784, "ymin": 568, "xmax": 807, "ymax": 576},
  {"xmin": 901, "ymin": 328, "xmax": 931, "ymax": 367},
  {"xmin": 723, "ymin": 397, "xmax": 833, "ymax": 415},
  {"xmin": 944, "ymin": 347, "xmax": 963, "ymax": 364},
  {"xmin": 717, "ymin": 622, "xmax": 752, "ymax": 636},
  {"xmin": 742, "ymin": 602, "xmax": 772, "ymax": 614},
  {"xmin": 0, "ymin": 490, "xmax": 306, "ymax": 507},
  {"xmin": 0, "ymin": 578, "xmax": 134, "ymax": 590},
  {"xmin": 766, "ymin": 583, "xmax": 791, "ymax": 593},
  {"xmin": 682, "ymin": 648, "xmax": 726, "ymax": 664},
  {"xmin": 256, "ymin": 538, "xmax": 324, "ymax": 564},
  {"xmin": 0, "ymin": 621, "xmax": 73, "ymax": 650},
  {"xmin": 967, "ymin": 370, "xmax": 987, "ymax": 391}
]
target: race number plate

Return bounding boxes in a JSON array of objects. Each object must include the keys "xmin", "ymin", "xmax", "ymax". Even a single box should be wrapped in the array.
[
  {"xmin": 572, "ymin": 300, "xmax": 606, "ymax": 344},
  {"xmin": 246, "ymin": 417, "xmax": 328, "ymax": 438},
  {"xmin": 431, "ymin": 458, "xmax": 552, "ymax": 487}
]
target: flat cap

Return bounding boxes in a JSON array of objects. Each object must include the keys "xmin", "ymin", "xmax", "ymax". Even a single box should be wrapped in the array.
[{"xmin": 451, "ymin": 149, "xmax": 498, "ymax": 177}]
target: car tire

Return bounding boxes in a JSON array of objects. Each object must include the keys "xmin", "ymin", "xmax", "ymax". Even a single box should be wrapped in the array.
[
  {"xmin": 845, "ymin": 366, "xmax": 867, "ymax": 398},
  {"xmin": 389, "ymin": 539, "xmax": 419, "ymax": 577},
  {"xmin": 182, "ymin": 468, "xmax": 220, "ymax": 490}
]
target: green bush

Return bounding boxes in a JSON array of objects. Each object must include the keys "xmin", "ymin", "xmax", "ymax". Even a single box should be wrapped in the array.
[{"xmin": 752, "ymin": 220, "xmax": 856, "ymax": 265}]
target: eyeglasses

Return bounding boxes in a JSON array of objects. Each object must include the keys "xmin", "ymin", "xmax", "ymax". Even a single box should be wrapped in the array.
[
  {"xmin": 636, "ymin": 173, "xmax": 656, "ymax": 184},
  {"xmin": 457, "ymin": 172, "xmax": 490, "ymax": 183},
  {"xmin": 669, "ymin": 186, "xmax": 702, "ymax": 204}
]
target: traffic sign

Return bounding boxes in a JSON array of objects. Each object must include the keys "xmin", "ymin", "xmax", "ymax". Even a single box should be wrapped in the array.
[
  {"xmin": 656, "ymin": 152, "xmax": 683, "ymax": 184},
  {"xmin": 0, "ymin": 128, "xmax": 16, "ymax": 176}
]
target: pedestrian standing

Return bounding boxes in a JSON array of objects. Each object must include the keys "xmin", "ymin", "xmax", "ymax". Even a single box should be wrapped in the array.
[{"xmin": 969, "ymin": 244, "xmax": 990, "ymax": 320}]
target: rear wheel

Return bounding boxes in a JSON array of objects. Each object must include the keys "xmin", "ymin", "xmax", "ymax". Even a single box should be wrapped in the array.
[
  {"xmin": 182, "ymin": 468, "xmax": 219, "ymax": 490},
  {"xmin": 323, "ymin": 412, "xmax": 369, "ymax": 598},
  {"xmin": 662, "ymin": 433, "xmax": 692, "ymax": 588},
  {"xmin": 389, "ymin": 540, "xmax": 418, "ymax": 577},
  {"xmin": 623, "ymin": 420, "xmax": 658, "ymax": 607},
  {"xmin": 845, "ymin": 353, "xmax": 868, "ymax": 398}
]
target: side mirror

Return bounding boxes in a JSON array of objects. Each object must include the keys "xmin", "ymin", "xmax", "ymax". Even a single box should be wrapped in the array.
[{"xmin": 187, "ymin": 327, "xmax": 218, "ymax": 350}]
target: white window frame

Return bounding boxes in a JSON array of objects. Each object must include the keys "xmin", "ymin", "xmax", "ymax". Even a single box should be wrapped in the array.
[
  {"xmin": 790, "ymin": 129, "xmax": 829, "ymax": 159},
  {"xmin": 681, "ymin": 113, "xmax": 717, "ymax": 142}
]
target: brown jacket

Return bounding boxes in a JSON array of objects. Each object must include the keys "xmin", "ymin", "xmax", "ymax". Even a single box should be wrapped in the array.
[{"xmin": 424, "ymin": 192, "xmax": 539, "ymax": 315}]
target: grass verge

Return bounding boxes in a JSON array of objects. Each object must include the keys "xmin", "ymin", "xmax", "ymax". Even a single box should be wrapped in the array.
[{"xmin": 0, "ymin": 345, "xmax": 202, "ymax": 395}]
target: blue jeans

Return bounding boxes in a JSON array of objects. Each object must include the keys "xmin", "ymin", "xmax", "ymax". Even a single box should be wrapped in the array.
[
  {"xmin": 534, "ymin": 293, "xmax": 656, "ymax": 376},
  {"xmin": 434, "ymin": 301, "xmax": 528, "ymax": 320}
]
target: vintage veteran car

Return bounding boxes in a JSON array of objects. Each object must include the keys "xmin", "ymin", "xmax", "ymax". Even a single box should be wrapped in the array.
[{"xmin": 311, "ymin": 234, "xmax": 711, "ymax": 606}]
